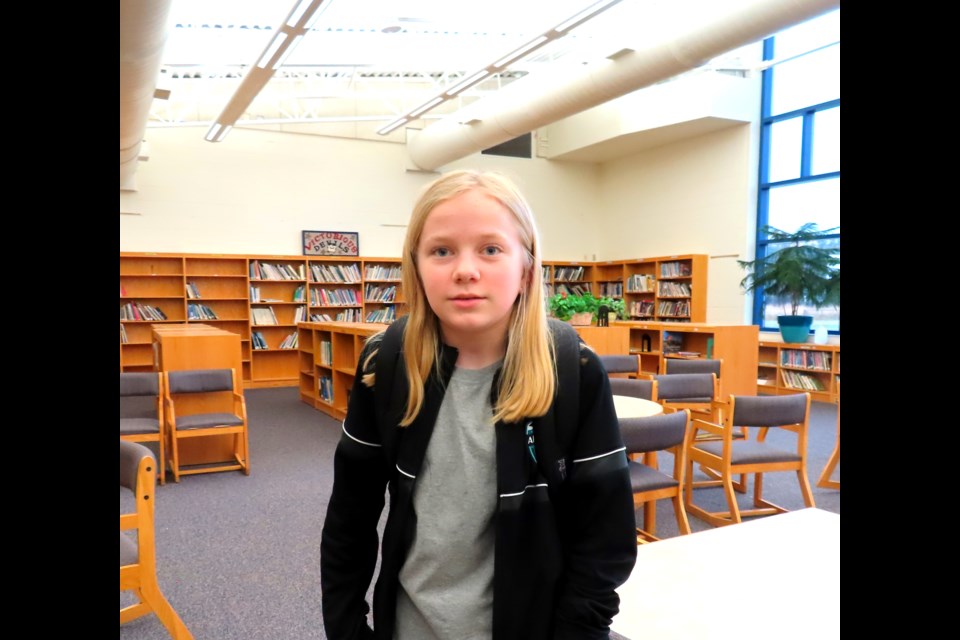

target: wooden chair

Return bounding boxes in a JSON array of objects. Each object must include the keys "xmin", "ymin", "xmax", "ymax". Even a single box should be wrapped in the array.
[
  {"xmin": 120, "ymin": 440, "xmax": 194, "ymax": 639},
  {"xmin": 163, "ymin": 368, "xmax": 250, "ymax": 482},
  {"xmin": 663, "ymin": 357, "xmax": 722, "ymax": 379},
  {"xmin": 598, "ymin": 354, "xmax": 641, "ymax": 379},
  {"xmin": 120, "ymin": 372, "xmax": 166, "ymax": 485},
  {"xmin": 620, "ymin": 409, "xmax": 692, "ymax": 543},
  {"xmin": 817, "ymin": 381, "xmax": 840, "ymax": 489},
  {"xmin": 685, "ymin": 393, "xmax": 815, "ymax": 527}
]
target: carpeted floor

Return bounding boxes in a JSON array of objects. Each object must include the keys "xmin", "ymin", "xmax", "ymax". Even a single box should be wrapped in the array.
[{"xmin": 120, "ymin": 386, "xmax": 839, "ymax": 639}]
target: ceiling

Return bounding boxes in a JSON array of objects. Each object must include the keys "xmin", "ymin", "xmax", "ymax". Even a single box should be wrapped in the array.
[{"xmin": 122, "ymin": 0, "xmax": 839, "ymax": 187}]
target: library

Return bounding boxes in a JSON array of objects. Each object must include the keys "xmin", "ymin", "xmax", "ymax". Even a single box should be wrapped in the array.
[{"xmin": 120, "ymin": 2, "xmax": 840, "ymax": 639}]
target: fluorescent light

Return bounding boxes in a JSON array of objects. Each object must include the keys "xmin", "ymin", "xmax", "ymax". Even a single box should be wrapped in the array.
[
  {"xmin": 205, "ymin": 123, "xmax": 232, "ymax": 142},
  {"xmin": 555, "ymin": 0, "xmax": 623, "ymax": 33},
  {"xmin": 445, "ymin": 70, "xmax": 492, "ymax": 96},
  {"xmin": 205, "ymin": 0, "xmax": 331, "ymax": 143},
  {"xmin": 409, "ymin": 97, "xmax": 445, "ymax": 119},
  {"xmin": 493, "ymin": 36, "xmax": 550, "ymax": 69},
  {"xmin": 376, "ymin": 0, "xmax": 624, "ymax": 136},
  {"xmin": 377, "ymin": 118, "xmax": 409, "ymax": 136},
  {"xmin": 256, "ymin": 32, "xmax": 288, "ymax": 69}
]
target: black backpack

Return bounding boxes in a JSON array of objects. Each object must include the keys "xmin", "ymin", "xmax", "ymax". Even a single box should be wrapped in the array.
[{"xmin": 373, "ymin": 315, "xmax": 582, "ymax": 488}]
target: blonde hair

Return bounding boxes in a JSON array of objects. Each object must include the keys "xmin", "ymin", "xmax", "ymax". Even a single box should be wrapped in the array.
[{"xmin": 393, "ymin": 169, "xmax": 556, "ymax": 426}]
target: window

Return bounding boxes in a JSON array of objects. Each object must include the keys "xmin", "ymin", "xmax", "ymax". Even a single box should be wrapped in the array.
[{"xmin": 753, "ymin": 8, "xmax": 840, "ymax": 333}]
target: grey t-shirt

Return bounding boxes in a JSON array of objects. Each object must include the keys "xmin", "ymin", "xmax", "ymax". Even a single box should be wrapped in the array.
[{"xmin": 395, "ymin": 360, "xmax": 501, "ymax": 640}]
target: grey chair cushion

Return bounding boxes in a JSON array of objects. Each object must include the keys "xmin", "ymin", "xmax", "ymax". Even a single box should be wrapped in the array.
[
  {"xmin": 609, "ymin": 377, "xmax": 655, "ymax": 401},
  {"xmin": 598, "ymin": 354, "xmax": 639, "ymax": 375},
  {"xmin": 619, "ymin": 411, "xmax": 687, "ymax": 453},
  {"xmin": 175, "ymin": 413, "xmax": 244, "ymax": 430},
  {"xmin": 120, "ymin": 531, "xmax": 138, "ymax": 567},
  {"xmin": 655, "ymin": 373, "xmax": 715, "ymax": 402},
  {"xmin": 167, "ymin": 368, "xmax": 234, "ymax": 394},
  {"xmin": 120, "ymin": 372, "xmax": 160, "ymax": 397},
  {"xmin": 665, "ymin": 358, "xmax": 721, "ymax": 377},
  {"xmin": 696, "ymin": 440, "xmax": 802, "ymax": 465},
  {"xmin": 733, "ymin": 393, "xmax": 808, "ymax": 427},
  {"xmin": 120, "ymin": 417, "xmax": 161, "ymax": 435},
  {"xmin": 628, "ymin": 461, "xmax": 678, "ymax": 493}
]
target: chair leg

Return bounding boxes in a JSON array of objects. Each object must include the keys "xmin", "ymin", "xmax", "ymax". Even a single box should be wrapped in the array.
[
  {"xmin": 138, "ymin": 582, "xmax": 194, "ymax": 639},
  {"xmin": 157, "ymin": 436, "xmax": 166, "ymax": 486},
  {"xmin": 797, "ymin": 469, "xmax": 816, "ymax": 508},
  {"xmin": 672, "ymin": 494, "xmax": 691, "ymax": 535},
  {"xmin": 120, "ymin": 596, "xmax": 150, "ymax": 623},
  {"xmin": 170, "ymin": 434, "xmax": 181, "ymax": 483},
  {"xmin": 721, "ymin": 473, "xmax": 742, "ymax": 525},
  {"xmin": 817, "ymin": 443, "xmax": 840, "ymax": 489}
]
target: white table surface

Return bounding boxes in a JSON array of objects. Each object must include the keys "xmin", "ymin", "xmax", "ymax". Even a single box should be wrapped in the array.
[
  {"xmin": 612, "ymin": 395, "xmax": 663, "ymax": 418},
  {"xmin": 612, "ymin": 508, "xmax": 840, "ymax": 640}
]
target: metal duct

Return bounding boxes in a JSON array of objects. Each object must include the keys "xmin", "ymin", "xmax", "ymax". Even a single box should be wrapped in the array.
[
  {"xmin": 407, "ymin": 0, "xmax": 839, "ymax": 171},
  {"xmin": 120, "ymin": 0, "xmax": 174, "ymax": 190}
]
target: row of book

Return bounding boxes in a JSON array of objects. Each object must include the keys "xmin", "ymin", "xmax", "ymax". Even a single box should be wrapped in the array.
[
  {"xmin": 628, "ymin": 301, "xmax": 655, "ymax": 317},
  {"xmin": 365, "ymin": 264, "xmax": 402, "ymax": 280},
  {"xmin": 553, "ymin": 266, "xmax": 586, "ymax": 281},
  {"xmin": 252, "ymin": 331, "xmax": 298, "ymax": 350},
  {"xmin": 659, "ymin": 261, "xmax": 692, "ymax": 278},
  {"xmin": 121, "ymin": 303, "xmax": 168, "ymax": 321},
  {"xmin": 309, "ymin": 263, "xmax": 362, "ymax": 283},
  {"xmin": 186, "ymin": 282, "xmax": 202, "ymax": 299},
  {"xmin": 554, "ymin": 283, "xmax": 591, "ymax": 296},
  {"xmin": 187, "ymin": 303, "xmax": 219, "ymax": 320},
  {"xmin": 626, "ymin": 274, "xmax": 656, "ymax": 292},
  {"xmin": 365, "ymin": 307, "xmax": 397, "ymax": 323},
  {"xmin": 250, "ymin": 261, "xmax": 307, "ymax": 281},
  {"xmin": 251, "ymin": 307, "xmax": 279, "ymax": 325},
  {"xmin": 781, "ymin": 350, "xmax": 832, "ymax": 371},
  {"xmin": 658, "ymin": 300, "xmax": 690, "ymax": 317},
  {"xmin": 311, "ymin": 288, "xmax": 361, "ymax": 306},
  {"xmin": 319, "ymin": 375, "xmax": 334, "ymax": 403},
  {"xmin": 781, "ymin": 369, "xmax": 827, "ymax": 391},
  {"xmin": 658, "ymin": 282, "xmax": 692, "ymax": 297},
  {"xmin": 318, "ymin": 340, "xmax": 332, "ymax": 366},
  {"xmin": 364, "ymin": 284, "xmax": 397, "ymax": 302},
  {"xmin": 598, "ymin": 282, "xmax": 623, "ymax": 297}
]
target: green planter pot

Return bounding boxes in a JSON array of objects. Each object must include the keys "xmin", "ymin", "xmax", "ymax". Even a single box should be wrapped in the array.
[{"xmin": 778, "ymin": 315, "xmax": 813, "ymax": 343}]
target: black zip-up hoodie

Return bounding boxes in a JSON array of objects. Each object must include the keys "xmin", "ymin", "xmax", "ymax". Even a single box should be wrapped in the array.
[{"xmin": 320, "ymin": 330, "xmax": 637, "ymax": 640}]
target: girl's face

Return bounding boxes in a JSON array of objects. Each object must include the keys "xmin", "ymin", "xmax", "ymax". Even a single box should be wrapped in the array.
[{"xmin": 416, "ymin": 189, "xmax": 528, "ymax": 349}]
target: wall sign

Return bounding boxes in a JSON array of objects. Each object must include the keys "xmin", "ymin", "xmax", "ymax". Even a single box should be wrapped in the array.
[{"xmin": 302, "ymin": 230, "xmax": 360, "ymax": 256}]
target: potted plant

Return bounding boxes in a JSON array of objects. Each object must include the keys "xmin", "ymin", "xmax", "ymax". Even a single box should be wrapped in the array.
[
  {"xmin": 738, "ymin": 223, "xmax": 840, "ymax": 343},
  {"xmin": 548, "ymin": 291, "xmax": 599, "ymax": 325},
  {"xmin": 597, "ymin": 296, "xmax": 626, "ymax": 323}
]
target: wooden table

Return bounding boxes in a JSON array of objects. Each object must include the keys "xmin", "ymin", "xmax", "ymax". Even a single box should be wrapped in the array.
[{"xmin": 612, "ymin": 508, "xmax": 840, "ymax": 640}]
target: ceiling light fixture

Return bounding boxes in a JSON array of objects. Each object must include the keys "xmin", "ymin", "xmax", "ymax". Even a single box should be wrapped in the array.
[
  {"xmin": 375, "ymin": 0, "xmax": 624, "ymax": 136},
  {"xmin": 205, "ymin": 0, "xmax": 332, "ymax": 143}
]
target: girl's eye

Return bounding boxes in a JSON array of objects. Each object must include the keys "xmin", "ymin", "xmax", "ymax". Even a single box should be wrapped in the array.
[
  {"xmin": 482, "ymin": 245, "xmax": 502, "ymax": 256},
  {"xmin": 432, "ymin": 247, "xmax": 451, "ymax": 257}
]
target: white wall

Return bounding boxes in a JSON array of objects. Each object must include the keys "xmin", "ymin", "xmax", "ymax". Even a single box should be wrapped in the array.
[
  {"xmin": 120, "ymin": 124, "xmax": 757, "ymax": 323},
  {"xmin": 120, "ymin": 127, "xmax": 600, "ymax": 260}
]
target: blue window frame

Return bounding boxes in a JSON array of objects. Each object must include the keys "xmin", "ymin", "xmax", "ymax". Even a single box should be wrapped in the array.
[{"xmin": 753, "ymin": 9, "xmax": 840, "ymax": 333}]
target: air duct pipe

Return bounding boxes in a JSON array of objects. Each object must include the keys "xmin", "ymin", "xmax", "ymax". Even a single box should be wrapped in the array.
[
  {"xmin": 407, "ymin": 0, "xmax": 838, "ymax": 171},
  {"xmin": 120, "ymin": 0, "xmax": 174, "ymax": 189}
]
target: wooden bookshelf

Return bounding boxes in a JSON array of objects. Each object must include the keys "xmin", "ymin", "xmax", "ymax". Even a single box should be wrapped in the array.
[
  {"xmin": 122, "ymin": 252, "xmax": 707, "ymax": 386},
  {"xmin": 298, "ymin": 321, "xmax": 387, "ymax": 420},
  {"xmin": 757, "ymin": 338, "xmax": 840, "ymax": 404},
  {"xmin": 546, "ymin": 255, "xmax": 707, "ymax": 323},
  {"xmin": 613, "ymin": 320, "xmax": 759, "ymax": 398}
]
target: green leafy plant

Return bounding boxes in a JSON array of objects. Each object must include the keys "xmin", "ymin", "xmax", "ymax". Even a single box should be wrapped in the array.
[
  {"xmin": 548, "ymin": 291, "xmax": 599, "ymax": 321},
  {"xmin": 597, "ymin": 296, "xmax": 626, "ymax": 320},
  {"xmin": 738, "ymin": 223, "xmax": 840, "ymax": 316}
]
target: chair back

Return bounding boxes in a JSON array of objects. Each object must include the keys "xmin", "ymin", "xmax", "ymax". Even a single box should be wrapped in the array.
[
  {"xmin": 731, "ymin": 393, "xmax": 809, "ymax": 428},
  {"xmin": 120, "ymin": 372, "xmax": 162, "ymax": 422},
  {"xmin": 598, "ymin": 354, "xmax": 640, "ymax": 377},
  {"xmin": 609, "ymin": 377, "xmax": 657, "ymax": 401},
  {"xmin": 166, "ymin": 368, "xmax": 235, "ymax": 394},
  {"xmin": 619, "ymin": 409, "xmax": 689, "ymax": 454},
  {"xmin": 655, "ymin": 373, "xmax": 717, "ymax": 403},
  {"xmin": 664, "ymin": 358, "xmax": 722, "ymax": 378}
]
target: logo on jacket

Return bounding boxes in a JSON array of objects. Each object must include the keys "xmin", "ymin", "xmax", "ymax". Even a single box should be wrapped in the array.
[{"xmin": 525, "ymin": 421, "xmax": 537, "ymax": 463}]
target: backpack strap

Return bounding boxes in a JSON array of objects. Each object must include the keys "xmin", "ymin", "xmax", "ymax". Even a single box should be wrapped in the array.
[
  {"xmin": 541, "ymin": 319, "xmax": 582, "ymax": 485},
  {"xmin": 374, "ymin": 315, "xmax": 409, "ymax": 440}
]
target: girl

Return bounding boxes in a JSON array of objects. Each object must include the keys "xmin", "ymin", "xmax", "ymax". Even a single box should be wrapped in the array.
[{"xmin": 320, "ymin": 169, "xmax": 636, "ymax": 640}]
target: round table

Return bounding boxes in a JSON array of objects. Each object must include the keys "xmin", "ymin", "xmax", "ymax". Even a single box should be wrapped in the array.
[{"xmin": 613, "ymin": 395, "xmax": 663, "ymax": 418}]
